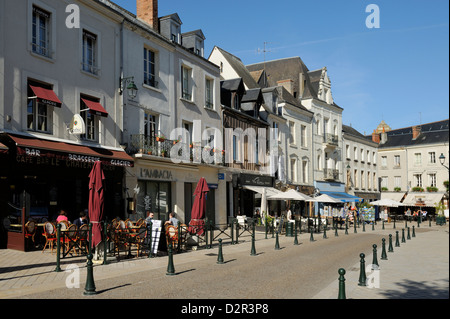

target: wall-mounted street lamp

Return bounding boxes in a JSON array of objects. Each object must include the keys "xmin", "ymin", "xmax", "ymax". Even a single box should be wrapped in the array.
[
  {"xmin": 439, "ymin": 153, "xmax": 449, "ymax": 171},
  {"xmin": 119, "ymin": 76, "xmax": 138, "ymax": 99}
]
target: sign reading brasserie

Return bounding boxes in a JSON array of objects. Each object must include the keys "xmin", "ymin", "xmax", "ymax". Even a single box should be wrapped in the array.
[{"xmin": 16, "ymin": 147, "xmax": 133, "ymax": 168}]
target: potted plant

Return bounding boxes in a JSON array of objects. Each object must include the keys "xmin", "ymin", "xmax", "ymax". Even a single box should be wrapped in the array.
[
  {"xmin": 394, "ymin": 187, "xmax": 401, "ymax": 192},
  {"xmin": 156, "ymin": 134, "xmax": 166, "ymax": 142},
  {"xmin": 412, "ymin": 186, "xmax": 424, "ymax": 192},
  {"xmin": 426, "ymin": 186, "xmax": 438, "ymax": 192},
  {"xmin": 434, "ymin": 201, "xmax": 447, "ymax": 226},
  {"xmin": 381, "ymin": 187, "xmax": 388, "ymax": 192}
]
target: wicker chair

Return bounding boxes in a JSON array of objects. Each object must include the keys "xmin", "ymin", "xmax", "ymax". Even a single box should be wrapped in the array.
[
  {"xmin": 65, "ymin": 224, "xmax": 79, "ymax": 255},
  {"xmin": 24, "ymin": 221, "xmax": 36, "ymax": 250},
  {"xmin": 42, "ymin": 222, "xmax": 56, "ymax": 253}
]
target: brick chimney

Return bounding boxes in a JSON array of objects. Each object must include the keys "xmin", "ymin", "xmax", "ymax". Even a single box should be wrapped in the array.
[
  {"xmin": 412, "ymin": 125, "xmax": 421, "ymax": 140},
  {"xmin": 137, "ymin": 0, "xmax": 159, "ymax": 32},
  {"xmin": 371, "ymin": 130, "xmax": 380, "ymax": 144}
]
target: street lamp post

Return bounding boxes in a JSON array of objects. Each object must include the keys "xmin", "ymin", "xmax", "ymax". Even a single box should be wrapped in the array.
[{"xmin": 439, "ymin": 153, "xmax": 449, "ymax": 171}]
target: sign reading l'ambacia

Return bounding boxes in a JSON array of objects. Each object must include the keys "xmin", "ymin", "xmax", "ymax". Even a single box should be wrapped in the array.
[{"xmin": 139, "ymin": 168, "xmax": 174, "ymax": 180}]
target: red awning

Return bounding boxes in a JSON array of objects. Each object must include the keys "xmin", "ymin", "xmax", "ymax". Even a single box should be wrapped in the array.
[
  {"xmin": 29, "ymin": 85, "xmax": 62, "ymax": 107},
  {"xmin": 0, "ymin": 142, "xmax": 8, "ymax": 154},
  {"xmin": 81, "ymin": 98, "xmax": 108, "ymax": 117},
  {"xmin": 9, "ymin": 134, "xmax": 133, "ymax": 167}
]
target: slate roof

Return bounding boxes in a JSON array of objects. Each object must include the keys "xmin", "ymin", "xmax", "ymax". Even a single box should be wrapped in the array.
[
  {"xmin": 241, "ymin": 88, "xmax": 263, "ymax": 103},
  {"xmin": 375, "ymin": 119, "xmax": 449, "ymax": 148},
  {"xmin": 214, "ymin": 47, "xmax": 260, "ymax": 89},
  {"xmin": 276, "ymin": 86, "xmax": 313, "ymax": 115}
]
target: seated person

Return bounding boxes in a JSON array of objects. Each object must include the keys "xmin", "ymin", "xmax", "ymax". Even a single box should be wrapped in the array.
[
  {"xmin": 73, "ymin": 211, "xmax": 88, "ymax": 228},
  {"xmin": 56, "ymin": 210, "xmax": 68, "ymax": 223},
  {"xmin": 165, "ymin": 212, "xmax": 179, "ymax": 227}
]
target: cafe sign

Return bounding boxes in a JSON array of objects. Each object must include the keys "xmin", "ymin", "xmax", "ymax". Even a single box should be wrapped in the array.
[
  {"xmin": 239, "ymin": 173, "xmax": 274, "ymax": 187},
  {"xmin": 140, "ymin": 168, "xmax": 174, "ymax": 181}
]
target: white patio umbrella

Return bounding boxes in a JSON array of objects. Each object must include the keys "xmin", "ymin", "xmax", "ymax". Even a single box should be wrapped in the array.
[
  {"xmin": 307, "ymin": 194, "xmax": 342, "ymax": 203},
  {"xmin": 267, "ymin": 189, "xmax": 312, "ymax": 201},
  {"xmin": 370, "ymin": 198, "xmax": 404, "ymax": 207}
]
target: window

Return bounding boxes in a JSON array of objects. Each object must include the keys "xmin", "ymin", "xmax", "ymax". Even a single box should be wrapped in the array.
[
  {"xmin": 27, "ymin": 80, "xmax": 52, "ymax": 133},
  {"xmin": 302, "ymin": 160, "xmax": 308, "ymax": 183},
  {"xmin": 32, "ymin": 6, "xmax": 50, "ymax": 57},
  {"xmin": 361, "ymin": 170, "xmax": 365, "ymax": 189},
  {"xmin": 354, "ymin": 169, "xmax": 359, "ymax": 188},
  {"xmin": 373, "ymin": 173, "xmax": 377, "ymax": 191},
  {"xmin": 429, "ymin": 152, "xmax": 436, "ymax": 164},
  {"xmin": 289, "ymin": 121, "xmax": 296, "ymax": 144},
  {"xmin": 144, "ymin": 48, "xmax": 157, "ymax": 87},
  {"xmin": 233, "ymin": 92, "xmax": 240, "ymax": 110},
  {"xmin": 381, "ymin": 156, "xmax": 387, "ymax": 167},
  {"xmin": 414, "ymin": 153, "xmax": 422, "ymax": 165},
  {"xmin": 367, "ymin": 150, "xmax": 370, "ymax": 163},
  {"xmin": 360, "ymin": 149, "xmax": 364, "ymax": 162},
  {"xmin": 368, "ymin": 171, "xmax": 372, "ymax": 189},
  {"xmin": 394, "ymin": 176, "xmax": 401, "ymax": 188},
  {"xmin": 82, "ymin": 30, "xmax": 98, "ymax": 75},
  {"xmin": 318, "ymin": 155, "xmax": 322, "ymax": 171},
  {"xmin": 414, "ymin": 174, "xmax": 422, "ymax": 187},
  {"xmin": 346, "ymin": 145, "xmax": 350, "ymax": 159},
  {"xmin": 394, "ymin": 155, "xmax": 400, "ymax": 167},
  {"xmin": 205, "ymin": 78, "xmax": 213, "ymax": 109},
  {"xmin": 373, "ymin": 152, "xmax": 376, "ymax": 164},
  {"xmin": 354, "ymin": 147, "xmax": 358, "ymax": 161},
  {"xmin": 232, "ymin": 135, "xmax": 238, "ymax": 162},
  {"xmin": 181, "ymin": 66, "xmax": 192, "ymax": 100},
  {"xmin": 381, "ymin": 176, "xmax": 388, "ymax": 189},
  {"xmin": 429, "ymin": 173, "xmax": 437, "ymax": 187},
  {"xmin": 290, "ymin": 159, "xmax": 297, "ymax": 182},
  {"xmin": 301, "ymin": 125, "xmax": 307, "ymax": 147},
  {"xmin": 144, "ymin": 113, "xmax": 158, "ymax": 141},
  {"xmin": 80, "ymin": 96, "xmax": 99, "ymax": 141}
]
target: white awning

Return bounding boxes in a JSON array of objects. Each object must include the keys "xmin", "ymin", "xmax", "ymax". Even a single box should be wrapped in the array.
[
  {"xmin": 402, "ymin": 192, "xmax": 444, "ymax": 207},
  {"xmin": 242, "ymin": 185, "xmax": 282, "ymax": 197},
  {"xmin": 380, "ymin": 192, "xmax": 406, "ymax": 202}
]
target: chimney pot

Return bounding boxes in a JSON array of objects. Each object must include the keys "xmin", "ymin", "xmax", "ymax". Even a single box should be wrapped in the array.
[
  {"xmin": 412, "ymin": 125, "xmax": 421, "ymax": 140},
  {"xmin": 137, "ymin": 0, "xmax": 159, "ymax": 32}
]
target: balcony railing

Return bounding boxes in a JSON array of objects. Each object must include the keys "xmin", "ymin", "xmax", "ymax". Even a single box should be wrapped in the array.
[
  {"xmin": 323, "ymin": 133, "xmax": 338, "ymax": 146},
  {"xmin": 324, "ymin": 168, "xmax": 339, "ymax": 181},
  {"xmin": 129, "ymin": 134, "xmax": 224, "ymax": 166}
]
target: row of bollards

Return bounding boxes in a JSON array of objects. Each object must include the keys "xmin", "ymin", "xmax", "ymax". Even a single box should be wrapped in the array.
[{"xmin": 338, "ymin": 224, "xmax": 418, "ymax": 299}]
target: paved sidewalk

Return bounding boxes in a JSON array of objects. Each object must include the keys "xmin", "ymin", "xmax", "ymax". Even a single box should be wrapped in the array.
[
  {"xmin": 0, "ymin": 222, "xmax": 448, "ymax": 299},
  {"xmin": 314, "ymin": 224, "xmax": 449, "ymax": 299}
]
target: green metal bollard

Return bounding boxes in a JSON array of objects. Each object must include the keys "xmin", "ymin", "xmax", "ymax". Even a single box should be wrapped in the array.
[
  {"xmin": 323, "ymin": 223, "xmax": 327, "ymax": 239},
  {"xmin": 388, "ymin": 234, "xmax": 394, "ymax": 252},
  {"xmin": 271, "ymin": 219, "xmax": 274, "ymax": 238},
  {"xmin": 265, "ymin": 219, "xmax": 268, "ymax": 239},
  {"xmin": 335, "ymin": 224, "xmax": 339, "ymax": 237},
  {"xmin": 231, "ymin": 219, "xmax": 235, "ymax": 245},
  {"xmin": 103, "ymin": 220, "xmax": 108, "ymax": 265},
  {"xmin": 294, "ymin": 222, "xmax": 299, "ymax": 245},
  {"xmin": 429, "ymin": 217, "xmax": 432, "ymax": 227},
  {"xmin": 217, "ymin": 239, "xmax": 224, "ymax": 264},
  {"xmin": 407, "ymin": 227, "xmax": 411, "ymax": 240},
  {"xmin": 54, "ymin": 223, "xmax": 62, "ymax": 272},
  {"xmin": 84, "ymin": 223, "xmax": 97, "ymax": 295},
  {"xmin": 166, "ymin": 243, "xmax": 176, "ymax": 275},
  {"xmin": 345, "ymin": 221, "xmax": 348, "ymax": 235},
  {"xmin": 372, "ymin": 222, "xmax": 375, "ymax": 231},
  {"xmin": 381, "ymin": 238, "xmax": 388, "ymax": 260},
  {"xmin": 235, "ymin": 219, "xmax": 239, "ymax": 244},
  {"xmin": 395, "ymin": 231, "xmax": 400, "ymax": 247},
  {"xmin": 250, "ymin": 222, "xmax": 257, "ymax": 256},
  {"xmin": 205, "ymin": 220, "xmax": 210, "ymax": 249},
  {"xmin": 358, "ymin": 253, "xmax": 367, "ymax": 286},
  {"xmin": 354, "ymin": 218, "xmax": 357, "ymax": 233},
  {"xmin": 382, "ymin": 220, "xmax": 385, "ymax": 230},
  {"xmin": 310, "ymin": 228, "xmax": 314, "ymax": 242},
  {"xmin": 362, "ymin": 220, "xmax": 366, "ymax": 232},
  {"xmin": 412, "ymin": 225, "xmax": 416, "ymax": 237},
  {"xmin": 401, "ymin": 228, "xmax": 406, "ymax": 243},
  {"xmin": 275, "ymin": 231, "xmax": 280, "ymax": 250},
  {"xmin": 393, "ymin": 216, "xmax": 396, "ymax": 229},
  {"xmin": 338, "ymin": 268, "xmax": 346, "ymax": 299},
  {"xmin": 372, "ymin": 244, "xmax": 379, "ymax": 269}
]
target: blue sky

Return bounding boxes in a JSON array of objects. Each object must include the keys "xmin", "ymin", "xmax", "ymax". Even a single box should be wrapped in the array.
[{"xmin": 113, "ymin": 0, "xmax": 449, "ymax": 135}]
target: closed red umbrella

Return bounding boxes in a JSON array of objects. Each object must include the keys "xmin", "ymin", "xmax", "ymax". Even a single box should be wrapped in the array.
[
  {"xmin": 88, "ymin": 161, "xmax": 105, "ymax": 248},
  {"xmin": 189, "ymin": 177, "xmax": 209, "ymax": 235}
]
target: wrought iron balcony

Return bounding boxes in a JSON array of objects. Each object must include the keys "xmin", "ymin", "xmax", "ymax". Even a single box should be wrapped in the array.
[
  {"xmin": 323, "ymin": 133, "xmax": 338, "ymax": 146},
  {"xmin": 129, "ymin": 134, "xmax": 224, "ymax": 166},
  {"xmin": 323, "ymin": 168, "xmax": 339, "ymax": 181}
]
